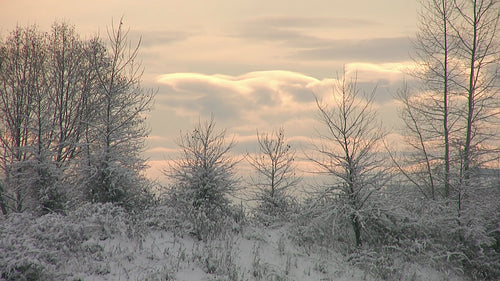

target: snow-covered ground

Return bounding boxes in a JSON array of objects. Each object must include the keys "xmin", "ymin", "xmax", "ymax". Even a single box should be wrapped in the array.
[
  {"xmin": 0, "ymin": 203, "xmax": 465, "ymax": 281},
  {"xmin": 86, "ymin": 226, "xmax": 367, "ymax": 281}
]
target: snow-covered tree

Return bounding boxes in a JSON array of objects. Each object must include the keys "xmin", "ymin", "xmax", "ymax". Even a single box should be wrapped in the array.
[
  {"xmin": 403, "ymin": 0, "xmax": 500, "ymax": 201},
  {"xmin": 82, "ymin": 19, "xmax": 154, "ymax": 209},
  {"xmin": 310, "ymin": 71, "xmax": 388, "ymax": 247},
  {"xmin": 0, "ymin": 23, "xmax": 98, "ymax": 214},
  {"xmin": 40, "ymin": 22, "xmax": 97, "ymax": 213},
  {"xmin": 166, "ymin": 117, "xmax": 239, "ymax": 239}
]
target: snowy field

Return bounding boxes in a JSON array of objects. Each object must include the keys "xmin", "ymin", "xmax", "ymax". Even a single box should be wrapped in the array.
[{"xmin": 0, "ymin": 203, "xmax": 465, "ymax": 281}]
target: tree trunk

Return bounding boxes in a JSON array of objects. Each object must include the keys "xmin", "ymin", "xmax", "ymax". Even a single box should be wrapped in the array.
[
  {"xmin": 442, "ymin": 0, "xmax": 451, "ymax": 198},
  {"xmin": 0, "ymin": 183, "xmax": 8, "ymax": 215},
  {"xmin": 352, "ymin": 213, "xmax": 362, "ymax": 247}
]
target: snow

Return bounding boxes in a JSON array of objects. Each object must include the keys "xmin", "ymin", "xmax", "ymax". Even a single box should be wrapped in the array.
[{"xmin": 0, "ymin": 203, "xmax": 466, "ymax": 281}]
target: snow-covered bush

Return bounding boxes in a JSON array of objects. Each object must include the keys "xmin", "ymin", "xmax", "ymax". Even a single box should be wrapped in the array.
[
  {"xmin": 360, "ymin": 186, "xmax": 500, "ymax": 280},
  {"xmin": 159, "ymin": 189, "xmax": 245, "ymax": 241},
  {"xmin": 251, "ymin": 194, "xmax": 300, "ymax": 227},
  {"xmin": 292, "ymin": 194, "xmax": 388, "ymax": 254},
  {"xmin": 192, "ymin": 237, "xmax": 242, "ymax": 280},
  {"xmin": 290, "ymin": 184, "xmax": 500, "ymax": 280},
  {"xmin": 291, "ymin": 198, "xmax": 346, "ymax": 252},
  {"xmin": 0, "ymin": 203, "xmax": 132, "ymax": 280}
]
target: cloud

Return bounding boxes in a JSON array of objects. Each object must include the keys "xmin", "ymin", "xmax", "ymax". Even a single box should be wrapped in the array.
[
  {"xmin": 292, "ymin": 37, "xmax": 411, "ymax": 62},
  {"xmin": 243, "ymin": 15, "xmax": 376, "ymax": 29},
  {"xmin": 342, "ymin": 62, "xmax": 414, "ymax": 102},
  {"xmin": 148, "ymin": 67, "xmax": 409, "ymax": 183},
  {"xmin": 230, "ymin": 15, "xmax": 381, "ymax": 48},
  {"xmin": 232, "ymin": 25, "xmax": 326, "ymax": 48},
  {"xmin": 154, "ymin": 67, "xmax": 409, "ymax": 127},
  {"xmin": 226, "ymin": 15, "xmax": 411, "ymax": 65},
  {"xmin": 156, "ymin": 71, "xmax": 324, "ymax": 119},
  {"xmin": 151, "ymin": 71, "xmax": 330, "ymax": 164},
  {"xmin": 130, "ymin": 30, "xmax": 193, "ymax": 47}
]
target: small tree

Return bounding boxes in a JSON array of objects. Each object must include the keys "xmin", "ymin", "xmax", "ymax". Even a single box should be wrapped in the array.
[
  {"xmin": 166, "ymin": 117, "xmax": 239, "ymax": 239},
  {"xmin": 311, "ymin": 71, "xmax": 387, "ymax": 247},
  {"xmin": 246, "ymin": 127, "xmax": 299, "ymax": 221}
]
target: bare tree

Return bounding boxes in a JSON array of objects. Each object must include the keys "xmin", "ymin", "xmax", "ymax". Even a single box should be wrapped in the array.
[
  {"xmin": 47, "ymin": 23, "xmax": 92, "ymax": 167},
  {"xmin": 397, "ymin": 1, "xmax": 500, "ymax": 276},
  {"xmin": 0, "ymin": 20, "xmax": 155, "ymax": 213},
  {"xmin": 410, "ymin": 0, "xmax": 462, "ymax": 198},
  {"xmin": 394, "ymin": 84, "xmax": 440, "ymax": 199},
  {"xmin": 0, "ymin": 25, "xmax": 46, "ymax": 212},
  {"xmin": 246, "ymin": 127, "xmax": 299, "ymax": 220},
  {"xmin": 34, "ymin": 22, "xmax": 99, "ymax": 213},
  {"xmin": 406, "ymin": 0, "xmax": 500, "ymax": 203},
  {"xmin": 404, "ymin": 0, "xmax": 500, "ymax": 198},
  {"xmin": 311, "ymin": 72, "xmax": 387, "ymax": 247},
  {"xmin": 0, "ymin": 23, "xmax": 103, "ymax": 214},
  {"xmin": 452, "ymin": 0, "xmax": 500, "ymax": 185}
]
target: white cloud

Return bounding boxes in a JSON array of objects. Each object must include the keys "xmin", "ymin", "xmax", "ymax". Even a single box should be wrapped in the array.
[
  {"xmin": 155, "ymin": 71, "xmax": 324, "ymax": 121},
  {"xmin": 345, "ymin": 62, "xmax": 410, "ymax": 79},
  {"xmin": 146, "ymin": 68, "xmax": 408, "ymax": 184}
]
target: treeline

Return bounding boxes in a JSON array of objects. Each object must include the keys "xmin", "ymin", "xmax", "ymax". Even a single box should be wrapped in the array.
[{"xmin": 0, "ymin": 20, "xmax": 154, "ymax": 214}]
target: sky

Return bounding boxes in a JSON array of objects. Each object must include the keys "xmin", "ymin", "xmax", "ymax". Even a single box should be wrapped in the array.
[{"xmin": 0, "ymin": 0, "xmax": 419, "ymax": 184}]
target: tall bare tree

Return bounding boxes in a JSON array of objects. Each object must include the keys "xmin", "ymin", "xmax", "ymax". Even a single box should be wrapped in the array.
[
  {"xmin": 0, "ymin": 20, "xmax": 154, "ymax": 213},
  {"xmin": 411, "ymin": 0, "xmax": 462, "ymax": 198},
  {"xmin": 84, "ymin": 19, "xmax": 154, "ymax": 207},
  {"xmin": 452, "ymin": 0, "xmax": 500, "ymax": 185},
  {"xmin": 0, "ymin": 23, "xmax": 99, "ymax": 213},
  {"xmin": 0, "ymin": 25, "xmax": 47, "ymax": 212},
  {"xmin": 398, "ymin": 1, "xmax": 500, "ymax": 276},
  {"xmin": 405, "ymin": 0, "xmax": 500, "ymax": 200},
  {"xmin": 47, "ymin": 23, "xmax": 91, "ymax": 167},
  {"xmin": 34, "ymin": 22, "xmax": 98, "ymax": 212}
]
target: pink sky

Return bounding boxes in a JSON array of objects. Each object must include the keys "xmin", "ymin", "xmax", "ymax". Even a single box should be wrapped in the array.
[{"xmin": 1, "ymin": 0, "xmax": 418, "ymax": 183}]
